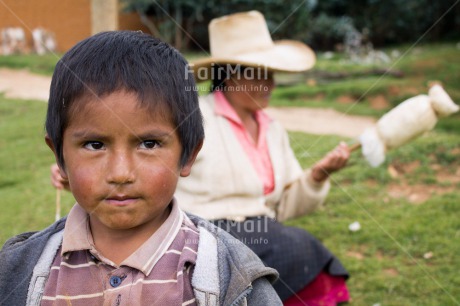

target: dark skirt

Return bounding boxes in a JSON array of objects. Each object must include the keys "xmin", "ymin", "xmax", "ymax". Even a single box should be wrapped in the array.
[{"xmin": 212, "ymin": 217, "xmax": 349, "ymax": 301}]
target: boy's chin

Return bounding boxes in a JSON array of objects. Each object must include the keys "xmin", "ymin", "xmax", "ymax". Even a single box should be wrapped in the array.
[
  {"xmin": 90, "ymin": 214, "xmax": 143, "ymax": 231},
  {"xmin": 89, "ymin": 209, "xmax": 169, "ymax": 234}
]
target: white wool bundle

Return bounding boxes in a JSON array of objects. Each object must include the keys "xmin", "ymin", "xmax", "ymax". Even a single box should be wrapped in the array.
[
  {"xmin": 429, "ymin": 84, "xmax": 460, "ymax": 117},
  {"xmin": 358, "ymin": 84, "xmax": 458, "ymax": 167},
  {"xmin": 376, "ymin": 95, "xmax": 437, "ymax": 149},
  {"xmin": 359, "ymin": 127, "xmax": 386, "ymax": 167}
]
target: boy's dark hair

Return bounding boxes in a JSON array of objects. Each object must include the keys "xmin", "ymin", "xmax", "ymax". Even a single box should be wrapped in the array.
[{"xmin": 46, "ymin": 31, "xmax": 203, "ymax": 168}]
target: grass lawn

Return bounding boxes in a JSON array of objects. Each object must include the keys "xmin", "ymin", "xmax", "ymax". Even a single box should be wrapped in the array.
[
  {"xmin": 0, "ymin": 53, "xmax": 60, "ymax": 76},
  {"xmin": 0, "ymin": 43, "xmax": 459, "ymax": 305}
]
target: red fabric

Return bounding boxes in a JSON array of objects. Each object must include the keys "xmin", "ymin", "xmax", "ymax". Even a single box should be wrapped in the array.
[{"xmin": 283, "ymin": 272, "xmax": 350, "ymax": 306}]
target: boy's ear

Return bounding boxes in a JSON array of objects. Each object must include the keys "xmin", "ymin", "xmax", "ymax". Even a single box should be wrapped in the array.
[
  {"xmin": 45, "ymin": 134, "xmax": 57, "ymax": 157},
  {"xmin": 180, "ymin": 140, "xmax": 203, "ymax": 177},
  {"xmin": 45, "ymin": 134, "xmax": 68, "ymax": 179}
]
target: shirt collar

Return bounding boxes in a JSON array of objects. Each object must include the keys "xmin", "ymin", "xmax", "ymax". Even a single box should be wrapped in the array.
[
  {"xmin": 61, "ymin": 203, "xmax": 92, "ymax": 255},
  {"xmin": 62, "ymin": 199, "xmax": 184, "ymax": 276},
  {"xmin": 214, "ymin": 90, "xmax": 242, "ymax": 124}
]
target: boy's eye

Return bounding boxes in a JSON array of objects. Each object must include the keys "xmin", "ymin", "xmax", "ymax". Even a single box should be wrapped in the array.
[
  {"xmin": 140, "ymin": 140, "xmax": 160, "ymax": 149},
  {"xmin": 84, "ymin": 141, "xmax": 104, "ymax": 150}
]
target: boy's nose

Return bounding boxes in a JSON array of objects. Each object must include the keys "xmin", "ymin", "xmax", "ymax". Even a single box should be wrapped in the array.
[{"xmin": 106, "ymin": 151, "xmax": 136, "ymax": 185}]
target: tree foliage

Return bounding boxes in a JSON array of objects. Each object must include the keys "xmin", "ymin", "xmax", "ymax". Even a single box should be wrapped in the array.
[
  {"xmin": 121, "ymin": 0, "xmax": 316, "ymax": 50},
  {"xmin": 121, "ymin": 0, "xmax": 460, "ymax": 51},
  {"xmin": 314, "ymin": 0, "xmax": 460, "ymax": 46}
]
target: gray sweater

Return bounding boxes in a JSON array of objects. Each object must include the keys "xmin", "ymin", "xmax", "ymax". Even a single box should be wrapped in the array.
[{"xmin": 0, "ymin": 215, "xmax": 282, "ymax": 306}]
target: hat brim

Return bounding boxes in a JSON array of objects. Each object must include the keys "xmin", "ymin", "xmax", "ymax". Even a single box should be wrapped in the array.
[{"xmin": 190, "ymin": 40, "xmax": 315, "ymax": 82}]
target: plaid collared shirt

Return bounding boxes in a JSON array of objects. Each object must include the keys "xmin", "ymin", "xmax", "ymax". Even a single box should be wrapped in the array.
[{"xmin": 42, "ymin": 200, "xmax": 199, "ymax": 306}]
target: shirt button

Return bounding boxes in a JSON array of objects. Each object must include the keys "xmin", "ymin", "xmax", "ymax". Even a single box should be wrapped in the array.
[{"xmin": 110, "ymin": 275, "xmax": 123, "ymax": 288}]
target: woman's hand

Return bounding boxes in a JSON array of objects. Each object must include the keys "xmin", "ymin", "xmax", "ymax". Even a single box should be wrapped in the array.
[
  {"xmin": 310, "ymin": 142, "xmax": 350, "ymax": 183},
  {"xmin": 50, "ymin": 163, "xmax": 70, "ymax": 191}
]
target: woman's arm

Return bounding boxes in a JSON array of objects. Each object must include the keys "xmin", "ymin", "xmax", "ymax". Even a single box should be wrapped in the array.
[
  {"xmin": 275, "ymin": 140, "xmax": 350, "ymax": 222},
  {"xmin": 310, "ymin": 142, "xmax": 350, "ymax": 183}
]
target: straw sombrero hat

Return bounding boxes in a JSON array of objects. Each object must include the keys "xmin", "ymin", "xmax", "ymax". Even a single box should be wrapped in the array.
[{"xmin": 191, "ymin": 10, "xmax": 316, "ymax": 82}]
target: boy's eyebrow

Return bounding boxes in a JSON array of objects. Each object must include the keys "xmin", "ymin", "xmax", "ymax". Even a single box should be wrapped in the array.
[
  {"xmin": 70, "ymin": 130, "xmax": 174, "ymax": 140},
  {"xmin": 70, "ymin": 131, "xmax": 107, "ymax": 140},
  {"xmin": 136, "ymin": 130, "xmax": 175, "ymax": 140}
]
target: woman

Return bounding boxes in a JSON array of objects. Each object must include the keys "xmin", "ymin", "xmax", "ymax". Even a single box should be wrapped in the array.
[{"xmin": 177, "ymin": 11, "xmax": 351, "ymax": 305}]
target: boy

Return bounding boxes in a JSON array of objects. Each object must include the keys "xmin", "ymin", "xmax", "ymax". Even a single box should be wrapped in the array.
[{"xmin": 0, "ymin": 31, "xmax": 281, "ymax": 305}]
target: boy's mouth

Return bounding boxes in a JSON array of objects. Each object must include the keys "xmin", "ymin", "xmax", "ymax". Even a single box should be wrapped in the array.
[{"xmin": 105, "ymin": 195, "xmax": 138, "ymax": 206}]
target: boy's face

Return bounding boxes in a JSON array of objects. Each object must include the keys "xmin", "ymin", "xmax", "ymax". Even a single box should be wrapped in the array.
[{"xmin": 51, "ymin": 90, "xmax": 195, "ymax": 233}]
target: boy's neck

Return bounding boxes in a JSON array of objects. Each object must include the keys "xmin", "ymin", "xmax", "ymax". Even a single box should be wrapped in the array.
[{"xmin": 88, "ymin": 205, "xmax": 171, "ymax": 265}]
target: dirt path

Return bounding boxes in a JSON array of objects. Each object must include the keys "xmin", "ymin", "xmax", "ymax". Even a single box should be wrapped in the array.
[
  {"xmin": 0, "ymin": 68, "xmax": 51, "ymax": 101},
  {"xmin": 265, "ymin": 107, "xmax": 375, "ymax": 138},
  {"xmin": 0, "ymin": 68, "xmax": 376, "ymax": 138}
]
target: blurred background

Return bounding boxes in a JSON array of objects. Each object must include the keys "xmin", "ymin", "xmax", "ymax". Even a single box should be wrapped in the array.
[{"xmin": 1, "ymin": 0, "xmax": 459, "ymax": 53}]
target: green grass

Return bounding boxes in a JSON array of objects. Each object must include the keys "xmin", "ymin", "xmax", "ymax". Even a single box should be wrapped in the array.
[
  {"xmin": 0, "ymin": 53, "xmax": 61, "ymax": 76},
  {"xmin": 286, "ymin": 130, "xmax": 460, "ymax": 305},
  {"xmin": 0, "ymin": 97, "xmax": 75, "ymax": 241},
  {"xmin": 1, "ymin": 43, "xmax": 459, "ymax": 304}
]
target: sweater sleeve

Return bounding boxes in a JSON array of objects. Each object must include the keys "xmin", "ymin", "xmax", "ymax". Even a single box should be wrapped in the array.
[
  {"xmin": 276, "ymin": 168, "xmax": 330, "ymax": 222},
  {"xmin": 269, "ymin": 125, "xmax": 331, "ymax": 222}
]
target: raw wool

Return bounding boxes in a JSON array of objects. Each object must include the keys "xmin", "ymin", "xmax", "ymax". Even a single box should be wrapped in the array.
[
  {"xmin": 359, "ymin": 127, "xmax": 386, "ymax": 167},
  {"xmin": 358, "ymin": 85, "xmax": 458, "ymax": 167},
  {"xmin": 429, "ymin": 84, "xmax": 459, "ymax": 117},
  {"xmin": 376, "ymin": 95, "xmax": 437, "ymax": 149}
]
